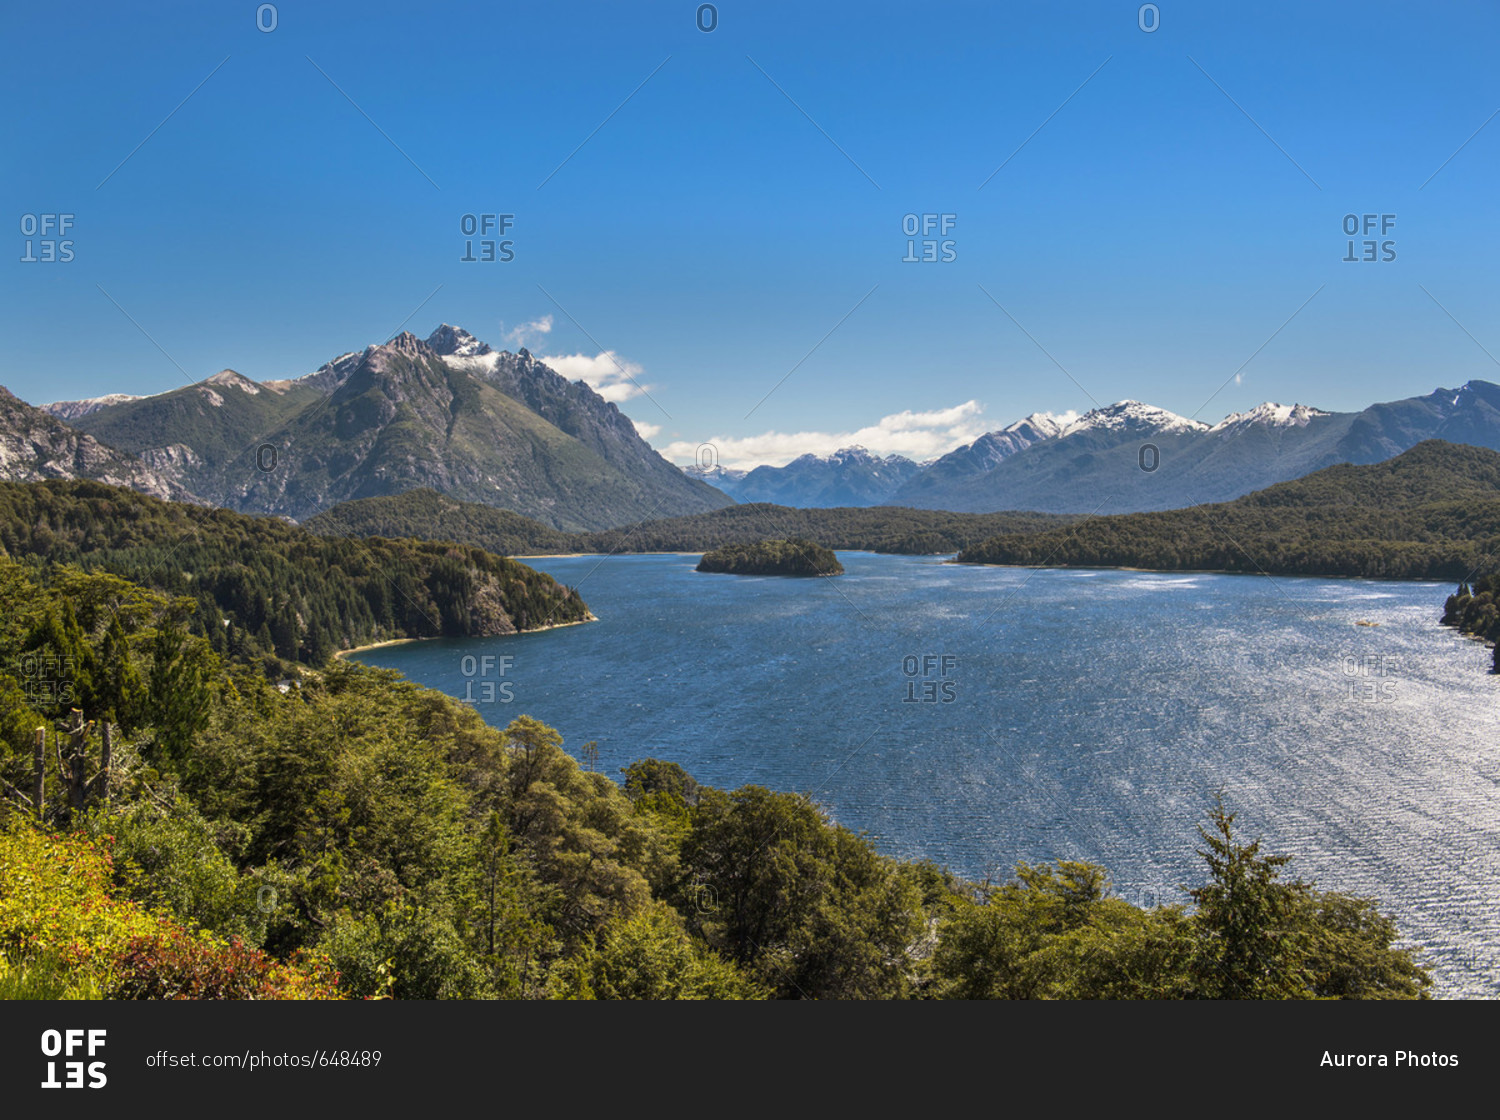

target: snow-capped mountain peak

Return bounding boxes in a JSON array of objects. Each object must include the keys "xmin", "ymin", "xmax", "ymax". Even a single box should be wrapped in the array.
[
  {"xmin": 202, "ymin": 369, "xmax": 260, "ymax": 394},
  {"xmin": 1209, "ymin": 402, "xmax": 1328, "ymax": 433},
  {"xmin": 1001, "ymin": 411, "xmax": 1077, "ymax": 440},
  {"xmin": 426, "ymin": 324, "xmax": 493, "ymax": 359},
  {"xmin": 41, "ymin": 393, "xmax": 145, "ymax": 421},
  {"xmin": 1062, "ymin": 401, "xmax": 1209, "ymax": 437},
  {"xmin": 426, "ymin": 324, "xmax": 503, "ymax": 373}
]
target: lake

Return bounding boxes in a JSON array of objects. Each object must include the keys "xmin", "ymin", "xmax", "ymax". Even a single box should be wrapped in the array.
[{"xmin": 353, "ymin": 551, "xmax": 1500, "ymax": 998}]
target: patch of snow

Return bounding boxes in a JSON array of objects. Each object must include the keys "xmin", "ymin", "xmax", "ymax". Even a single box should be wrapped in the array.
[
  {"xmin": 441, "ymin": 352, "xmax": 502, "ymax": 374},
  {"xmin": 40, "ymin": 393, "xmax": 144, "ymax": 420},
  {"xmin": 204, "ymin": 370, "xmax": 259, "ymax": 394},
  {"xmin": 1209, "ymin": 402, "xmax": 1328, "ymax": 433},
  {"xmin": 1062, "ymin": 401, "xmax": 1210, "ymax": 437}
]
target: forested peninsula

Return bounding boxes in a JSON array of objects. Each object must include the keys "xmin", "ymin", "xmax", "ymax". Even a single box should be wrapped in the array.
[
  {"xmin": 0, "ymin": 480, "xmax": 589, "ymax": 672},
  {"xmin": 954, "ymin": 442, "xmax": 1500, "ymax": 581}
]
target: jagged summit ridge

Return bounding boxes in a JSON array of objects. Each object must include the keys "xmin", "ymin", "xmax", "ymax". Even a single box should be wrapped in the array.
[
  {"xmin": 1061, "ymin": 400, "xmax": 1210, "ymax": 438},
  {"xmin": 1210, "ymin": 402, "xmax": 1328, "ymax": 433}
]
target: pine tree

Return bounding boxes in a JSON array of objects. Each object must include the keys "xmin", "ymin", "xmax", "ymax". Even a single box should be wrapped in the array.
[{"xmin": 1187, "ymin": 795, "xmax": 1311, "ymax": 999}]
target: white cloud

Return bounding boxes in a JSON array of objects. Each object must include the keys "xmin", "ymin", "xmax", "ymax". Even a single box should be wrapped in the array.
[
  {"xmin": 503, "ymin": 315, "xmax": 553, "ymax": 348},
  {"xmin": 632, "ymin": 419, "xmax": 661, "ymax": 439},
  {"xmin": 657, "ymin": 400, "xmax": 995, "ymax": 470},
  {"xmin": 540, "ymin": 350, "xmax": 651, "ymax": 404}
]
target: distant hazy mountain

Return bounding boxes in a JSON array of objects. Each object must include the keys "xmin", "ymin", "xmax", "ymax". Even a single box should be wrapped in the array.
[
  {"xmin": 889, "ymin": 413, "xmax": 1070, "ymax": 506},
  {"xmin": 688, "ymin": 446, "xmax": 921, "ymax": 507},
  {"xmin": 0, "ymin": 385, "xmax": 194, "ymax": 501},
  {"xmin": 41, "ymin": 325, "xmax": 732, "ymax": 530},
  {"xmin": 888, "ymin": 382, "xmax": 1500, "ymax": 514},
  {"xmin": 681, "ymin": 463, "xmax": 748, "ymax": 495}
]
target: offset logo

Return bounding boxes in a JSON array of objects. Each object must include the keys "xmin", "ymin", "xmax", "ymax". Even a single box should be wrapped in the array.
[
  {"xmin": 902, "ymin": 213, "xmax": 957, "ymax": 263},
  {"xmin": 20, "ymin": 214, "xmax": 75, "ymax": 263},
  {"xmin": 40, "ymin": 1029, "xmax": 107, "ymax": 1089},
  {"xmin": 459, "ymin": 653, "xmax": 514, "ymax": 704},
  {"xmin": 459, "ymin": 213, "xmax": 515, "ymax": 262},
  {"xmin": 1342, "ymin": 213, "xmax": 1396, "ymax": 263},
  {"xmin": 902, "ymin": 653, "xmax": 958, "ymax": 703}
]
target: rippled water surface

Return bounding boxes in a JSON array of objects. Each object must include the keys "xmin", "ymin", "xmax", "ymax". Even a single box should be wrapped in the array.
[{"xmin": 355, "ymin": 552, "xmax": 1500, "ymax": 998}]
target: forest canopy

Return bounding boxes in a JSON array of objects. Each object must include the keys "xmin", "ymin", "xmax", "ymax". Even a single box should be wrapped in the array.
[
  {"xmin": 0, "ymin": 480, "xmax": 589, "ymax": 672},
  {"xmin": 0, "ymin": 557, "xmax": 1432, "ymax": 1000}
]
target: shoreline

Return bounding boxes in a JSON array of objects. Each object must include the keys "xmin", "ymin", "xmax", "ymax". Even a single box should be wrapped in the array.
[
  {"xmin": 336, "ymin": 613, "xmax": 597, "ymax": 660},
  {"xmin": 513, "ymin": 550, "xmax": 705, "ymax": 559}
]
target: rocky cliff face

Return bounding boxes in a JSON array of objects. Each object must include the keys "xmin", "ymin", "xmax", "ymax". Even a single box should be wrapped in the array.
[{"xmin": 0, "ymin": 386, "xmax": 195, "ymax": 502}]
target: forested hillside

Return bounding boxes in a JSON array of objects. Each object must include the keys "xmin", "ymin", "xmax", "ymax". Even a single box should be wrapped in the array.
[
  {"xmin": 0, "ymin": 480, "xmax": 589, "ymax": 671},
  {"xmin": 0, "ymin": 559, "xmax": 1431, "ymax": 1000},
  {"xmin": 956, "ymin": 441, "xmax": 1500, "ymax": 580},
  {"xmin": 304, "ymin": 489, "xmax": 577, "ymax": 556},
  {"xmin": 306, "ymin": 490, "xmax": 1076, "ymax": 556}
]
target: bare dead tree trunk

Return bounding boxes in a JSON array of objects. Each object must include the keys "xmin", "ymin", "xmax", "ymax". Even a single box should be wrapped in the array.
[
  {"xmin": 97, "ymin": 721, "xmax": 112, "ymax": 805},
  {"xmin": 31, "ymin": 727, "xmax": 44, "ymax": 820},
  {"xmin": 56, "ymin": 709, "xmax": 91, "ymax": 821}
]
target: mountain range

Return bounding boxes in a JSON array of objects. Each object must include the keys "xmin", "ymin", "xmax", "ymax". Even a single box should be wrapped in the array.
[
  {"xmin": 11, "ymin": 319, "xmax": 1500, "ymax": 526},
  {"xmin": 684, "ymin": 445, "xmax": 924, "ymax": 507},
  {"xmin": 33, "ymin": 325, "xmax": 731, "ymax": 530},
  {"xmin": 685, "ymin": 383, "xmax": 1500, "ymax": 514}
]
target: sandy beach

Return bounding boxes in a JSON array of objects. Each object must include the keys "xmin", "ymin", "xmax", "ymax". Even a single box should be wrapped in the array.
[{"xmin": 335, "ymin": 613, "xmax": 597, "ymax": 660}]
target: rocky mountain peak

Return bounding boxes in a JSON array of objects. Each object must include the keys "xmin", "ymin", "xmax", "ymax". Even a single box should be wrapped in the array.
[
  {"xmin": 203, "ymin": 369, "xmax": 261, "ymax": 395},
  {"xmin": 426, "ymin": 324, "xmax": 492, "ymax": 358},
  {"xmin": 385, "ymin": 331, "xmax": 427, "ymax": 358}
]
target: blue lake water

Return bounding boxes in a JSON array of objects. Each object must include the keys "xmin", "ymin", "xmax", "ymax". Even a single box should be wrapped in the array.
[{"xmin": 353, "ymin": 552, "xmax": 1500, "ymax": 998}]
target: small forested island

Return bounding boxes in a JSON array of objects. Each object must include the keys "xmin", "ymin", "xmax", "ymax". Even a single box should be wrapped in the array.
[{"xmin": 696, "ymin": 538, "xmax": 844, "ymax": 577}]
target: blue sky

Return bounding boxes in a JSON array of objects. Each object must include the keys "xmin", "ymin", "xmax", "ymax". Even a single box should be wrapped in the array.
[{"xmin": 5, "ymin": 0, "xmax": 1498, "ymax": 467}]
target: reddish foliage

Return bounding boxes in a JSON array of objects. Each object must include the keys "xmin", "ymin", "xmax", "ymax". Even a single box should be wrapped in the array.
[{"xmin": 109, "ymin": 932, "xmax": 342, "ymax": 1000}]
